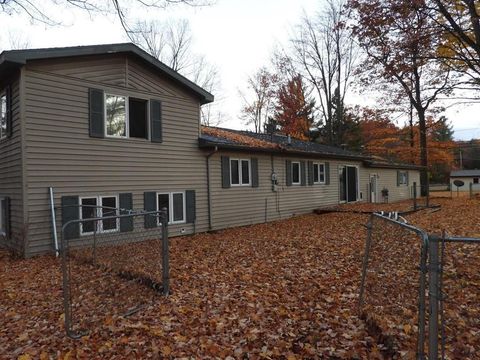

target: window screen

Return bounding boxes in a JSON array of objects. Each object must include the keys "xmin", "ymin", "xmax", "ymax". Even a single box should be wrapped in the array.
[
  {"xmin": 319, "ymin": 164, "xmax": 325, "ymax": 183},
  {"xmin": 106, "ymin": 94, "xmax": 126, "ymax": 137},
  {"xmin": 231, "ymin": 160, "xmax": 240, "ymax": 185},
  {"xmin": 172, "ymin": 193, "xmax": 184, "ymax": 222},
  {"xmin": 129, "ymin": 98, "xmax": 148, "ymax": 139},
  {"xmin": 241, "ymin": 160, "xmax": 250, "ymax": 184},
  {"xmin": 101, "ymin": 196, "xmax": 117, "ymax": 231},
  {"xmin": 292, "ymin": 162, "xmax": 300, "ymax": 184},
  {"xmin": 158, "ymin": 194, "xmax": 169, "ymax": 223},
  {"xmin": 81, "ymin": 197, "xmax": 97, "ymax": 234}
]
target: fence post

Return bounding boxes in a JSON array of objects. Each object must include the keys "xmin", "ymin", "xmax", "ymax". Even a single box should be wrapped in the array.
[
  {"xmin": 417, "ymin": 234, "xmax": 428, "ymax": 359},
  {"xmin": 161, "ymin": 207, "xmax": 170, "ymax": 296},
  {"xmin": 413, "ymin": 182, "xmax": 417, "ymax": 210},
  {"xmin": 358, "ymin": 215, "xmax": 373, "ymax": 313},
  {"xmin": 428, "ymin": 237, "xmax": 440, "ymax": 359}
]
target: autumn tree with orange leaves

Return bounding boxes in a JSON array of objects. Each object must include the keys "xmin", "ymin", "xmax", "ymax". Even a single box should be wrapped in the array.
[{"xmin": 273, "ymin": 75, "xmax": 315, "ymax": 141}]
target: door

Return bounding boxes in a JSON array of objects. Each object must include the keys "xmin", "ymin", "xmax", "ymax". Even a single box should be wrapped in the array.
[
  {"xmin": 339, "ymin": 166, "xmax": 358, "ymax": 203},
  {"xmin": 370, "ymin": 174, "xmax": 378, "ymax": 203}
]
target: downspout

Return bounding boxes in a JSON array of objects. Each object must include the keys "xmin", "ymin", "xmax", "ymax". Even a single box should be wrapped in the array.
[{"xmin": 206, "ymin": 146, "xmax": 218, "ymax": 231}]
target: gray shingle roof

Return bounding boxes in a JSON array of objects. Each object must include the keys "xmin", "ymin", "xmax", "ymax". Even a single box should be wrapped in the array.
[
  {"xmin": 0, "ymin": 43, "xmax": 214, "ymax": 104},
  {"xmin": 450, "ymin": 169, "xmax": 480, "ymax": 177}
]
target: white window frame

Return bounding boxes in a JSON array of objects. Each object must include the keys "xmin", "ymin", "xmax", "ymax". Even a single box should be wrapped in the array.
[
  {"xmin": 0, "ymin": 92, "xmax": 6, "ymax": 140},
  {"xmin": 79, "ymin": 195, "xmax": 119, "ymax": 236},
  {"xmin": 291, "ymin": 161, "xmax": 301, "ymax": 185},
  {"xmin": 104, "ymin": 94, "xmax": 150, "ymax": 139},
  {"xmin": 399, "ymin": 171, "xmax": 408, "ymax": 186},
  {"xmin": 230, "ymin": 158, "xmax": 251, "ymax": 186},
  {"xmin": 0, "ymin": 197, "xmax": 5, "ymax": 236},
  {"xmin": 156, "ymin": 191, "xmax": 186, "ymax": 225},
  {"xmin": 313, "ymin": 162, "xmax": 326, "ymax": 184}
]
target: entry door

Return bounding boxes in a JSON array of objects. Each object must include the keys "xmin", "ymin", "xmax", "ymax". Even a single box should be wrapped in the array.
[
  {"xmin": 339, "ymin": 166, "xmax": 358, "ymax": 203},
  {"xmin": 370, "ymin": 174, "xmax": 378, "ymax": 203}
]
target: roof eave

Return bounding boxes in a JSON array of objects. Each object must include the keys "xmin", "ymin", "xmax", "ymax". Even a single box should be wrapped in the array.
[
  {"xmin": 364, "ymin": 161, "xmax": 424, "ymax": 171},
  {"xmin": 198, "ymin": 138, "xmax": 369, "ymax": 161}
]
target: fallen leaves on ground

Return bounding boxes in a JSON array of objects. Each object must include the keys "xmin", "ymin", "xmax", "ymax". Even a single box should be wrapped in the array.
[{"xmin": 0, "ymin": 196, "xmax": 478, "ymax": 359}]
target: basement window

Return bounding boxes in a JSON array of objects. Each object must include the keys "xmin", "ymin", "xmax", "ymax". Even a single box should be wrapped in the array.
[
  {"xmin": 80, "ymin": 195, "xmax": 119, "ymax": 235},
  {"xmin": 105, "ymin": 94, "xmax": 148, "ymax": 139}
]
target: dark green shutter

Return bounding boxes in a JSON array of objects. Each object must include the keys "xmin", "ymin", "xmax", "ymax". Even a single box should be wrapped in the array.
[
  {"xmin": 144, "ymin": 192, "xmax": 157, "ymax": 228},
  {"xmin": 307, "ymin": 161, "xmax": 314, "ymax": 186},
  {"xmin": 5, "ymin": 85, "xmax": 12, "ymax": 138},
  {"xmin": 251, "ymin": 158, "xmax": 259, "ymax": 188},
  {"xmin": 119, "ymin": 193, "xmax": 133, "ymax": 232},
  {"xmin": 61, "ymin": 196, "xmax": 80, "ymax": 240},
  {"xmin": 221, "ymin": 156, "xmax": 231, "ymax": 188},
  {"xmin": 325, "ymin": 162, "xmax": 330, "ymax": 185},
  {"xmin": 406, "ymin": 171, "xmax": 409, "ymax": 186},
  {"xmin": 3, "ymin": 197, "xmax": 11, "ymax": 239},
  {"xmin": 89, "ymin": 88, "xmax": 104, "ymax": 138},
  {"xmin": 150, "ymin": 100, "xmax": 162, "ymax": 143},
  {"xmin": 186, "ymin": 190, "xmax": 196, "ymax": 224},
  {"xmin": 286, "ymin": 160, "xmax": 292, "ymax": 186},
  {"xmin": 300, "ymin": 161, "xmax": 306, "ymax": 186},
  {"xmin": 397, "ymin": 171, "xmax": 401, "ymax": 186}
]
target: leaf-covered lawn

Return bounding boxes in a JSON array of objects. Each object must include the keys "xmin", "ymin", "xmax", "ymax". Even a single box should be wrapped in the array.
[{"xmin": 1, "ymin": 197, "xmax": 479, "ymax": 359}]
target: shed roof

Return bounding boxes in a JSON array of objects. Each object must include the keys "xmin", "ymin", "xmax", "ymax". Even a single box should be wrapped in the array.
[
  {"xmin": 0, "ymin": 43, "xmax": 214, "ymax": 104},
  {"xmin": 450, "ymin": 169, "xmax": 480, "ymax": 177}
]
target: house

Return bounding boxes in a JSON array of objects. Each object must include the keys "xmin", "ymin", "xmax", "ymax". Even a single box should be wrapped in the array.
[
  {"xmin": 0, "ymin": 43, "xmax": 421, "ymax": 257},
  {"xmin": 450, "ymin": 170, "xmax": 480, "ymax": 192}
]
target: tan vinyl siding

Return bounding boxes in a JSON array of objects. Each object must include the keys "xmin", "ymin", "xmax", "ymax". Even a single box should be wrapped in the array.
[
  {"xmin": 0, "ymin": 74, "xmax": 25, "ymax": 254},
  {"xmin": 209, "ymin": 152, "xmax": 367, "ymax": 230},
  {"xmin": 23, "ymin": 55, "xmax": 209, "ymax": 256},
  {"xmin": 366, "ymin": 168, "xmax": 420, "ymax": 203}
]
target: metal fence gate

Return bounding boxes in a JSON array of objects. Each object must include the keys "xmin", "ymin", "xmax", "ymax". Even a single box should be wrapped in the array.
[
  {"xmin": 360, "ymin": 213, "xmax": 480, "ymax": 359},
  {"xmin": 60, "ymin": 206, "xmax": 169, "ymax": 339}
]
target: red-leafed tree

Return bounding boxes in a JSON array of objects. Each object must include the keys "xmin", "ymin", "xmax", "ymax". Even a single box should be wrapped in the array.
[{"xmin": 273, "ymin": 75, "xmax": 315, "ymax": 140}]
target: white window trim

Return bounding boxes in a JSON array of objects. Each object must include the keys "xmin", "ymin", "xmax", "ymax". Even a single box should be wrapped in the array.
[
  {"xmin": 230, "ymin": 158, "xmax": 251, "ymax": 186},
  {"xmin": 79, "ymin": 195, "xmax": 119, "ymax": 236},
  {"xmin": 0, "ymin": 197, "xmax": 5, "ymax": 236},
  {"xmin": 104, "ymin": 94, "xmax": 150, "ymax": 140},
  {"xmin": 156, "ymin": 191, "xmax": 186, "ymax": 225},
  {"xmin": 291, "ymin": 161, "xmax": 301, "ymax": 185},
  {"xmin": 0, "ymin": 92, "xmax": 6, "ymax": 140},
  {"xmin": 313, "ymin": 162, "xmax": 326, "ymax": 184}
]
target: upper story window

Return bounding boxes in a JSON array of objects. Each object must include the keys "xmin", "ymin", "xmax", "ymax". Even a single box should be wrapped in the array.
[
  {"xmin": 313, "ymin": 162, "xmax": 326, "ymax": 184},
  {"xmin": 105, "ymin": 94, "xmax": 148, "ymax": 139},
  {"xmin": 291, "ymin": 161, "xmax": 301, "ymax": 185},
  {"xmin": 230, "ymin": 159, "xmax": 251, "ymax": 186},
  {"xmin": 0, "ymin": 93, "xmax": 6, "ymax": 140}
]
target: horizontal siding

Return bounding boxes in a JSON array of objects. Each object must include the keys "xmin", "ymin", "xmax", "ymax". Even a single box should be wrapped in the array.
[
  {"xmin": 23, "ymin": 63, "xmax": 209, "ymax": 256},
  {"xmin": 0, "ymin": 75, "xmax": 24, "ymax": 254},
  {"xmin": 367, "ymin": 168, "xmax": 420, "ymax": 203}
]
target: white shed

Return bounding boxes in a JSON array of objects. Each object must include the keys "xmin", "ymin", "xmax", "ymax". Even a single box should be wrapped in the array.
[{"xmin": 450, "ymin": 170, "xmax": 480, "ymax": 192}]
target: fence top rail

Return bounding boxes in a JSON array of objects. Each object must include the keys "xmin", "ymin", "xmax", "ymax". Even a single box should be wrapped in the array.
[
  {"xmin": 61, "ymin": 209, "xmax": 167, "ymax": 233},
  {"xmin": 431, "ymin": 235, "xmax": 480, "ymax": 244},
  {"xmin": 371, "ymin": 213, "xmax": 429, "ymax": 246}
]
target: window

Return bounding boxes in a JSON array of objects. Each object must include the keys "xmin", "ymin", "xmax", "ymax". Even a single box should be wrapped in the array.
[
  {"xmin": 230, "ymin": 159, "xmax": 251, "ymax": 186},
  {"xmin": 292, "ymin": 161, "xmax": 300, "ymax": 185},
  {"xmin": 0, "ymin": 93, "xmax": 6, "ymax": 140},
  {"xmin": 157, "ymin": 192, "xmax": 185, "ymax": 225},
  {"xmin": 0, "ymin": 197, "xmax": 5, "ymax": 236},
  {"xmin": 399, "ymin": 171, "xmax": 408, "ymax": 185},
  {"xmin": 313, "ymin": 162, "xmax": 326, "ymax": 184},
  {"xmin": 474, "ymin": 178, "xmax": 479, "ymax": 184},
  {"xmin": 80, "ymin": 195, "xmax": 119, "ymax": 235},
  {"xmin": 105, "ymin": 94, "xmax": 149, "ymax": 139}
]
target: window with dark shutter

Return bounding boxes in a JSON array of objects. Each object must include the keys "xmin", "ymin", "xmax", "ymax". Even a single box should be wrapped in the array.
[
  {"xmin": 119, "ymin": 193, "xmax": 133, "ymax": 232},
  {"xmin": 186, "ymin": 190, "xmax": 196, "ymax": 224},
  {"xmin": 144, "ymin": 192, "xmax": 158, "ymax": 228},
  {"xmin": 325, "ymin": 162, "xmax": 330, "ymax": 185},
  {"xmin": 251, "ymin": 158, "xmax": 259, "ymax": 187},
  {"xmin": 221, "ymin": 156, "xmax": 231, "ymax": 188},
  {"xmin": 300, "ymin": 161, "xmax": 306, "ymax": 186},
  {"xmin": 286, "ymin": 160, "xmax": 292, "ymax": 186},
  {"xmin": 61, "ymin": 196, "xmax": 80, "ymax": 240}
]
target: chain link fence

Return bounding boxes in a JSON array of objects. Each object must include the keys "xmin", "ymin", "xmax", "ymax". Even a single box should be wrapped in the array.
[
  {"xmin": 60, "ymin": 206, "xmax": 169, "ymax": 338},
  {"xmin": 360, "ymin": 213, "xmax": 480, "ymax": 359}
]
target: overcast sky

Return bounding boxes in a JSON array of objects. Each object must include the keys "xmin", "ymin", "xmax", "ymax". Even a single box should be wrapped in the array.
[{"xmin": 1, "ymin": 0, "xmax": 479, "ymax": 140}]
